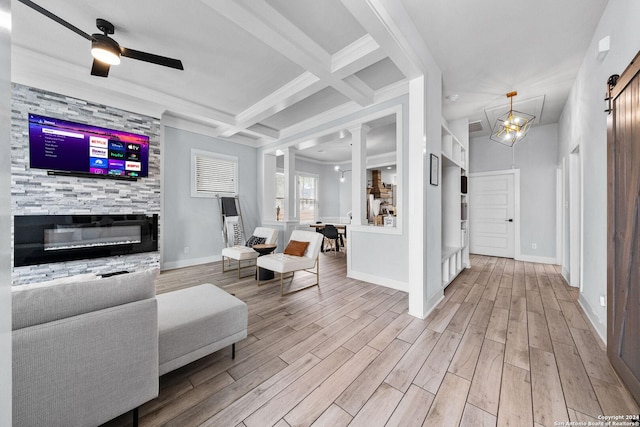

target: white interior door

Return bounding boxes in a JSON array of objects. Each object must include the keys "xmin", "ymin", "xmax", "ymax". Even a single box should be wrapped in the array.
[{"xmin": 469, "ymin": 172, "xmax": 515, "ymax": 258}]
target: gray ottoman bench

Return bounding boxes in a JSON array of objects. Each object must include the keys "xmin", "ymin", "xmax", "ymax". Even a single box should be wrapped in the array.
[{"xmin": 157, "ymin": 284, "xmax": 248, "ymax": 376}]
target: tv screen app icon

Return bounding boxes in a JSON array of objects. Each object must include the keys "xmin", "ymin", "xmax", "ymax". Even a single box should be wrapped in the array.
[
  {"xmin": 90, "ymin": 158, "xmax": 108, "ymax": 168},
  {"xmin": 126, "ymin": 161, "xmax": 141, "ymax": 172},
  {"xmin": 89, "ymin": 137, "xmax": 108, "ymax": 149},
  {"xmin": 90, "ymin": 147, "xmax": 108, "ymax": 158},
  {"xmin": 109, "ymin": 141, "xmax": 125, "ymax": 151},
  {"xmin": 108, "ymin": 159, "xmax": 125, "ymax": 170}
]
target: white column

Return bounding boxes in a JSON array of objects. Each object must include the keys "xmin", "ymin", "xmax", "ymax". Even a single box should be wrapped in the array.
[
  {"xmin": 283, "ymin": 147, "xmax": 297, "ymax": 221},
  {"xmin": 0, "ymin": 0, "xmax": 12, "ymax": 423},
  {"xmin": 349, "ymin": 124, "xmax": 369, "ymax": 225},
  {"xmin": 262, "ymin": 153, "xmax": 277, "ymax": 222},
  {"xmin": 407, "ymin": 76, "xmax": 427, "ymax": 317}
]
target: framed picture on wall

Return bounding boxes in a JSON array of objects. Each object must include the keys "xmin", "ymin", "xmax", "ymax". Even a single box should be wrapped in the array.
[{"xmin": 430, "ymin": 154, "xmax": 439, "ymax": 186}]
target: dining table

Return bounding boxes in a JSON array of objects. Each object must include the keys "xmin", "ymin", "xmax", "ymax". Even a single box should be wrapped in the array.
[{"xmin": 309, "ymin": 223, "xmax": 347, "ymax": 252}]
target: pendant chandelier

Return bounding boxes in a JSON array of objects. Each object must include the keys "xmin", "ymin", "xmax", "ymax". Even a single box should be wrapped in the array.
[{"xmin": 489, "ymin": 91, "xmax": 535, "ymax": 147}]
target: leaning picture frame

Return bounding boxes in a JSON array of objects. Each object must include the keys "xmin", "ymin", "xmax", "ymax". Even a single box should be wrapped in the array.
[{"xmin": 430, "ymin": 154, "xmax": 439, "ymax": 186}]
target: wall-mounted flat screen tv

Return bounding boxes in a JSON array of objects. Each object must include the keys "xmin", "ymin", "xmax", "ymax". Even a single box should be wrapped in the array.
[{"xmin": 28, "ymin": 114, "xmax": 150, "ymax": 178}]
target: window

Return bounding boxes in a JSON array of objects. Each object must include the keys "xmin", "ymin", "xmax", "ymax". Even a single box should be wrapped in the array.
[
  {"xmin": 273, "ymin": 171, "xmax": 318, "ymax": 223},
  {"xmin": 275, "ymin": 171, "xmax": 285, "ymax": 220},
  {"xmin": 298, "ymin": 173, "xmax": 318, "ymax": 224},
  {"xmin": 191, "ymin": 149, "xmax": 238, "ymax": 198}
]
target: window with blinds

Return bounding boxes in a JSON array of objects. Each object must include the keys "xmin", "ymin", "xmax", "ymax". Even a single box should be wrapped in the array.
[{"xmin": 190, "ymin": 149, "xmax": 238, "ymax": 198}]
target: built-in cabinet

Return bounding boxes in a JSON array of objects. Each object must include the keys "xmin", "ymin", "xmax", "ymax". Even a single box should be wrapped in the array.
[{"xmin": 441, "ymin": 122, "xmax": 469, "ymax": 288}]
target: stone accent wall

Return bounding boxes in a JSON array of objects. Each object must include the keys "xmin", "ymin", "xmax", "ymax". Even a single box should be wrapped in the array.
[{"xmin": 11, "ymin": 84, "xmax": 161, "ymax": 285}]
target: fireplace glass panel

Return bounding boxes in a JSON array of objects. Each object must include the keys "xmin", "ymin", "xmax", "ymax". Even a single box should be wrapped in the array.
[
  {"xmin": 14, "ymin": 214, "xmax": 158, "ymax": 267},
  {"xmin": 44, "ymin": 225, "xmax": 142, "ymax": 251}
]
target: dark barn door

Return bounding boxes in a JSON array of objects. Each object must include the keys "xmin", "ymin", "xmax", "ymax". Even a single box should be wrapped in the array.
[{"xmin": 608, "ymin": 51, "xmax": 640, "ymax": 405}]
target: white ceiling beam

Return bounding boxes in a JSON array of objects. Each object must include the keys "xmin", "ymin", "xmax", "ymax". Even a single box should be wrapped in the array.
[
  {"xmin": 201, "ymin": 0, "xmax": 375, "ymax": 107},
  {"xmin": 235, "ymin": 72, "xmax": 327, "ymax": 128},
  {"xmin": 340, "ymin": 0, "xmax": 431, "ymax": 79},
  {"xmin": 331, "ymin": 34, "xmax": 386, "ymax": 77},
  {"xmin": 230, "ymin": 36, "xmax": 384, "ymax": 137},
  {"xmin": 218, "ymin": 123, "xmax": 279, "ymax": 141},
  {"xmin": 244, "ymin": 124, "xmax": 280, "ymax": 140}
]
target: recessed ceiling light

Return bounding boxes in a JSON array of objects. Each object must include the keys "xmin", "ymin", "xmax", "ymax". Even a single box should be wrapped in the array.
[
  {"xmin": 386, "ymin": 166, "xmax": 392, "ymax": 170},
  {"xmin": 446, "ymin": 94, "xmax": 459, "ymax": 102}
]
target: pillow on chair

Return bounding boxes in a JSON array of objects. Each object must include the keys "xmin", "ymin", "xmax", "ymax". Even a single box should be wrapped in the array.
[
  {"xmin": 245, "ymin": 235, "xmax": 266, "ymax": 247},
  {"xmin": 284, "ymin": 240, "xmax": 309, "ymax": 257}
]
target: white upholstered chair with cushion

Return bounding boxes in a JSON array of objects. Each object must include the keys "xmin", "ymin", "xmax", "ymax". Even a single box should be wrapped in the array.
[
  {"xmin": 221, "ymin": 227, "xmax": 278, "ymax": 278},
  {"xmin": 257, "ymin": 230, "xmax": 323, "ymax": 296}
]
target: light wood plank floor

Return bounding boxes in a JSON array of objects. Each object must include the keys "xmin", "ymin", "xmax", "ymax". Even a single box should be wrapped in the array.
[{"xmin": 103, "ymin": 254, "xmax": 639, "ymax": 427}]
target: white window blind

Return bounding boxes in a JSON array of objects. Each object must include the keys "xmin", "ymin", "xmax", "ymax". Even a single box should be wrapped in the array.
[{"xmin": 191, "ymin": 150, "xmax": 238, "ymax": 198}]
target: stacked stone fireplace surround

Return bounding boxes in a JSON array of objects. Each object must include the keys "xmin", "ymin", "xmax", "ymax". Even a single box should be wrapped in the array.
[{"xmin": 11, "ymin": 84, "xmax": 161, "ymax": 285}]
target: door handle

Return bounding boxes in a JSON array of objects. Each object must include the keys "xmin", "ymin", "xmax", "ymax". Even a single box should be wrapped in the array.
[{"xmin": 505, "ymin": 219, "xmax": 513, "ymax": 222}]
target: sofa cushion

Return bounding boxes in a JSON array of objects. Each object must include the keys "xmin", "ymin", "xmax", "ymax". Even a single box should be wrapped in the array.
[
  {"xmin": 12, "ymin": 268, "xmax": 158, "ymax": 330},
  {"xmin": 257, "ymin": 253, "xmax": 317, "ymax": 274},
  {"xmin": 245, "ymin": 235, "xmax": 266, "ymax": 247},
  {"xmin": 253, "ymin": 227, "xmax": 278, "ymax": 245},
  {"xmin": 14, "ymin": 273, "xmax": 100, "ymax": 290},
  {"xmin": 221, "ymin": 245, "xmax": 259, "ymax": 261},
  {"xmin": 156, "ymin": 284, "xmax": 247, "ymax": 367},
  {"xmin": 284, "ymin": 240, "xmax": 309, "ymax": 257}
]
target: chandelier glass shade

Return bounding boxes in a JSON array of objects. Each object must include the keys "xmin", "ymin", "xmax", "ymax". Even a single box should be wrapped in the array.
[{"xmin": 489, "ymin": 91, "xmax": 535, "ymax": 147}]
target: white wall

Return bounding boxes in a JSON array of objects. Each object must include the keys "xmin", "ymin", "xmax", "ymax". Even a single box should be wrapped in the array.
[
  {"xmin": 162, "ymin": 124, "xmax": 259, "ymax": 270},
  {"xmin": 558, "ymin": 0, "xmax": 640, "ymax": 340},
  {"xmin": 0, "ymin": 0, "xmax": 11, "ymax": 422},
  {"xmin": 470, "ymin": 123, "xmax": 559, "ymax": 260}
]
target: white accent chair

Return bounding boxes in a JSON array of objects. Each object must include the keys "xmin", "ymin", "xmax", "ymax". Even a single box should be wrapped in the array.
[
  {"xmin": 257, "ymin": 230, "xmax": 323, "ymax": 296},
  {"xmin": 221, "ymin": 227, "xmax": 278, "ymax": 278}
]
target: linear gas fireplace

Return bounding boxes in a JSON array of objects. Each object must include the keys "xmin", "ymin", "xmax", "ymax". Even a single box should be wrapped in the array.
[{"xmin": 14, "ymin": 214, "xmax": 158, "ymax": 267}]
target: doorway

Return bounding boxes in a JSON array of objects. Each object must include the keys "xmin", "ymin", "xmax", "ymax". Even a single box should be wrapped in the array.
[{"xmin": 469, "ymin": 170, "xmax": 517, "ymax": 258}]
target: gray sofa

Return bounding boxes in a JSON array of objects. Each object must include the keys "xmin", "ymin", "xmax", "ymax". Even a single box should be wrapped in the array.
[
  {"xmin": 12, "ymin": 269, "xmax": 159, "ymax": 427},
  {"xmin": 12, "ymin": 270, "xmax": 248, "ymax": 427}
]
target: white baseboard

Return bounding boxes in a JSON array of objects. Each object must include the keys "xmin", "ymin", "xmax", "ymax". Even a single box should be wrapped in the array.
[
  {"xmin": 162, "ymin": 255, "xmax": 221, "ymax": 271},
  {"xmin": 347, "ymin": 270, "xmax": 408, "ymax": 293},
  {"xmin": 515, "ymin": 254, "xmax": 558, "ymax": 264},
  {"xmin": 578, "ymin": 293, "xmax": 607, "ymax": 343},
  {"xmin": 408, "ymin": 291, "xmax": 444, "ymax": 319}
]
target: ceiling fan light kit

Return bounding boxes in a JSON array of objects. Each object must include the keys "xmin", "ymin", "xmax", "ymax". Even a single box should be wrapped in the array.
[
  {"xmin": 489, "ymin": 91, "xmax": 535, "ymax": 147},
  {"xmin": 91, "ymin": 34, "xmax": 121, "ymax": 65},
  {"xmin": 18, "ymin": 0, "xmax": 183, "ymax": 77}
]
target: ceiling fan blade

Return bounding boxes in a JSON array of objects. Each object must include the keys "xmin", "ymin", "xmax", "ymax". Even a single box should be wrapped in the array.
[
  {"xmin": 17, "ymin": 0, "xmax": 93, "ymax": 41},
  {"xmin": 91, "ymin": 59, "xmax": 110, "ymax": 77},
  {"xmin": 120, "ymin": 47, "xmax": 184, "ymax": 70}
]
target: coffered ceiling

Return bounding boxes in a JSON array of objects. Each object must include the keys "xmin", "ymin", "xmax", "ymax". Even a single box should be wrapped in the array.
[{"xmin": 10, "ymin": 0, "xmax": 609, "ymax": 158}]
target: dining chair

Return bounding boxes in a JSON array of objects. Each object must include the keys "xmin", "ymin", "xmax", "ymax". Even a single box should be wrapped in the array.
[{"xmin": 322, "ymin": 224, "xmax": 340, "ymax": 256}]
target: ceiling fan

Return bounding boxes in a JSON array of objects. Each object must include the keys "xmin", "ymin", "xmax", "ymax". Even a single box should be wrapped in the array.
[{"xmin": 17, "ymin": 0, "xmax": 184, "ymax": 77}]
